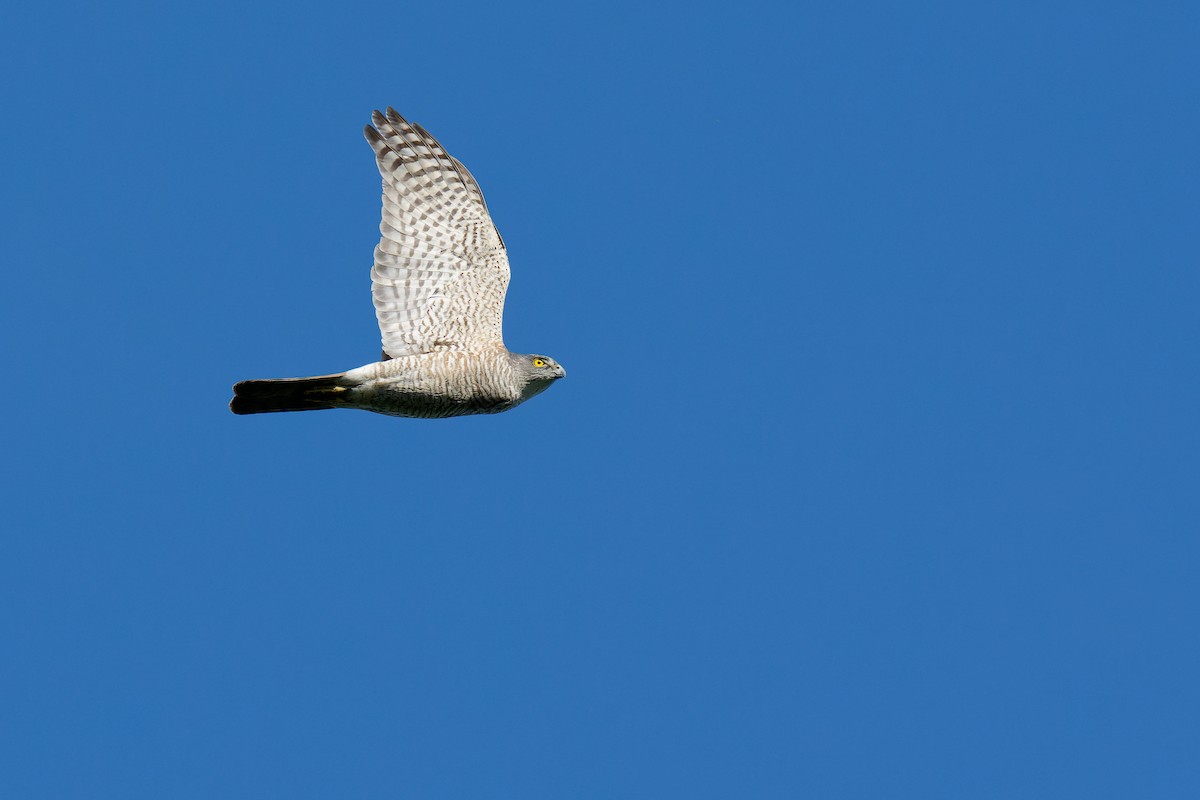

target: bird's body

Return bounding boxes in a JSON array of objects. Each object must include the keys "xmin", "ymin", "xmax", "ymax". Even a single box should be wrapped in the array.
[{"xmin": 231, "ymin": 108, "xmax": 565, "ymax": 418}]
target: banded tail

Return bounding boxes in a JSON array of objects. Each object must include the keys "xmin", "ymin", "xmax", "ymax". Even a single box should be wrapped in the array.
[{"xmin": 230, "ymin": 373, "xmax": 349, "ymax": 415}]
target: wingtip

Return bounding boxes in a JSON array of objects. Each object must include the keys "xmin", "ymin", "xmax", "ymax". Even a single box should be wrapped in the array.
[
  {"xmin": 385, "ymin": 107, "xmax": 408, "ymax": 127},
  {"xmin": 411, "ymin": 121, "xmax": 436, "ymax": 141}
]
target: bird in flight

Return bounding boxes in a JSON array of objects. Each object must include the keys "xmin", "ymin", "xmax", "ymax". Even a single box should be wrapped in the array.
[{"xmin": 230, "ymin": 108, "xmax": 565, "ymax": 418}]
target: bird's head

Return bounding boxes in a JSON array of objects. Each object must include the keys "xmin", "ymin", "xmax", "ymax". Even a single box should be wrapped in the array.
[
  {"xmin": 515, "ymin": 353, "xmax": 566, "ymax": 381},
  {"xmin": 512, "ymin": 353, "xmax": 566, "ymax": 402}
]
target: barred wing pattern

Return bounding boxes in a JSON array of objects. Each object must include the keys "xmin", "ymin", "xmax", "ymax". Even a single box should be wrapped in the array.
[{"xmin": 364, "ymin": 108, "xmax": 509, "ymax": 359}]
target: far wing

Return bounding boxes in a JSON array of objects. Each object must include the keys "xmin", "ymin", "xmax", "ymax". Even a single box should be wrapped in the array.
[{"xmin": 364, "ymin": 108, "xmax": 509, "ymax": 358}]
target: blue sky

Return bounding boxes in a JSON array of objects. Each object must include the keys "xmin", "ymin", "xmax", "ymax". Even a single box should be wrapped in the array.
[{"xmin": 2, "ymin": 0, "xmax": 1197, "ymax": 797}]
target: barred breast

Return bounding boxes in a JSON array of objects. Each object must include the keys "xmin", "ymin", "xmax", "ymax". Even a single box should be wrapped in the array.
[{"xmin": 342, "ymin": 350, "xmax": 521, "ymax": 418}]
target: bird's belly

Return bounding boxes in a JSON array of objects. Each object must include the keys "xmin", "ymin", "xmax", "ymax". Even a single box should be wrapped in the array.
[
  {"xmin": 350, "ymin": 382, "xmax": 516, "ymax": 418},
  {"xmin": 339, "ymin": 352, "xmax": 520, "ymax": 418}
]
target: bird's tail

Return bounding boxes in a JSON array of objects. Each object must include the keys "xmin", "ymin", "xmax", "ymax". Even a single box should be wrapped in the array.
[{"xmin": 230, "ymin": 373, "xmax": 350, "ymax": 415}]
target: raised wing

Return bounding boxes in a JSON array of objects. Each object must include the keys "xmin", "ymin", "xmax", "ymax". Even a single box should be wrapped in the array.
[{"xmin": 364, "ymin": 108, "xmax": 509, "ymax": 358}]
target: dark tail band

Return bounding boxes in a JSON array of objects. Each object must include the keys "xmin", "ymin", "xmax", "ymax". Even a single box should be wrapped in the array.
[{"xmin": 230, "ymin": 373, "xmax": 348, "ymax": 415}]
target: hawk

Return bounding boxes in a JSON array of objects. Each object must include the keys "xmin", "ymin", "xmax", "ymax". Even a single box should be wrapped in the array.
[{"xmin": 230, "ymin": 108, "xmax": 565, "ymax": 418}]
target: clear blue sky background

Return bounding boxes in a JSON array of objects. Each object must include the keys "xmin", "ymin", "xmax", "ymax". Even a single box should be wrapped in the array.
[{"xmin": 2, "ymin": 1, "xmax": 1197, "ymax": 797}]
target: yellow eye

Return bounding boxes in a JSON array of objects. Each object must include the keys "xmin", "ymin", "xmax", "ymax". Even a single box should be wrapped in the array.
[{"xmin": 533, "ymin": 358, "xmax": 547, "ymax": 368}]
